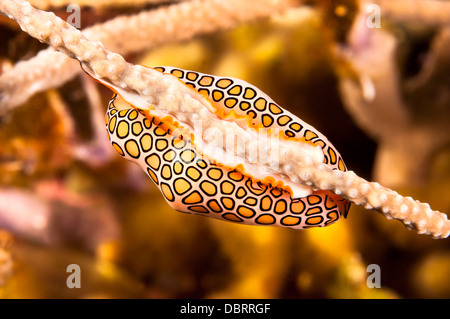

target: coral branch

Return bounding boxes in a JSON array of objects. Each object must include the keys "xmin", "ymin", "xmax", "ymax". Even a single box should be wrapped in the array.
[
  {"xmin": 337, "ymin": 1, "xmax": 450, "ymax": 187},
  {"xmin": 0, "ymin": 0, "xmax": 297, "ymax": 114},
  {"xmin": 0, "ymin": 246, "xmax": 13, "ymax": 287},
  {"xmin": 0, "ymin": 185, "xmax": 120, "ymax": 250},
  {"xmin": 0, "ymin": 0, "xmax": 449, "ymax": 238},
  {"xmin": 373, "ymin": 0, "xmax": 450, "ymax": 27},
  {"xmin": 294, "ymin": 163, "xmax": 450, "ymax": 238},
  {"xmin": 338, "ymin": 16, "xmax": 410, "ymax": 142},
  {"xmin": 28, "ymin": 0, "xmax": 186, "ymax": 10}
]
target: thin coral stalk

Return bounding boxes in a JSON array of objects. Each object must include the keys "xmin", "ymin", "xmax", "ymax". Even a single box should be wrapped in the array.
[
  {"xmin": 0, "ymin": 0, "xmax": 297, "ymax": 114},
  {"xmin": 28, "ymin": 0, "xmax": 186, "ymax": 10},
  {"xmin": 0, "ymin": 0, "xmax": 449, "ymax": 238},
  {"xmin": 373, "ymin": 0, "xmax": 450, "ymax": 27}
]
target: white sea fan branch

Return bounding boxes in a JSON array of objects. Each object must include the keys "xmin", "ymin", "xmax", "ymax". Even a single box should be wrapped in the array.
[
  {"xmin": 0, "ymin": 0, "xmax": 449, "ymax": 238},
  {"xmin": 0, "ymin": 0, "xmax": 297, "ymax": 114}
]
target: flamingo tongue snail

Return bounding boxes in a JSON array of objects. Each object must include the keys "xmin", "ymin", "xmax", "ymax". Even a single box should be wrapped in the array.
[
  {"xmin": 1, "ymin": 0, "xmax": 449, "ymax": 237},
  {"xmin": 105, "ymin": 66, "xmax": 351, "ymax": 228}
]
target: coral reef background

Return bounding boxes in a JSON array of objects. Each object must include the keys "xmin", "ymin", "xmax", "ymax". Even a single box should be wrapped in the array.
[{"xmin": 0, "ymin": 0, "xmax": 449, "ymax": 298}]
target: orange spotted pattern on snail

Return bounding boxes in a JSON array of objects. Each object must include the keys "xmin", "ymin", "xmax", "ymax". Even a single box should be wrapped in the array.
[{"xmin": 105, "ymin": 67, "xmax": 351, "ymax": 228}]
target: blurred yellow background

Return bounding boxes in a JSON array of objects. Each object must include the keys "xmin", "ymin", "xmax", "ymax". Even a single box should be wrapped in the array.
[{"xmin": 0, "ymin": 1, "xmax": 449, "ymax": 299}]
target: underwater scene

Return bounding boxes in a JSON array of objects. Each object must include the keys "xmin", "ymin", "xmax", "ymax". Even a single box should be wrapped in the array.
[{"xmin": 0, "ymin": 0, "xmax": 449, "ymax": 299}]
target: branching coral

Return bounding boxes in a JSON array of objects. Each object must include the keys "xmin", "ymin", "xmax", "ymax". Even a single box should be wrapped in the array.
[
  {"xmin": 0, "ymin": 0, "xmax": 449, "ymax": 238},
  {"xmin": 1, "ymin": 1, "xmax": 450, "ymax": 237},
  {"xmin": 337, "ymin": 1, "xmax": 450, "ymax": 188},
  {"xmin": 28, "ymin": 0, "xmax": 186, "ymax": 10},
  {"xmin": 373, "ymin": 0, "xmax": 450, "ymax": 27},
  {"xmin": 0, "ymin": 184, "xmax": 120, "ymax": 250},
  {"xmin": 0, "ymin": 246, "xmax": 13, "ymax": 287},
  {"xmin": 0, "ymin": 0, "xmax": 297, "ymax": 115}
]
